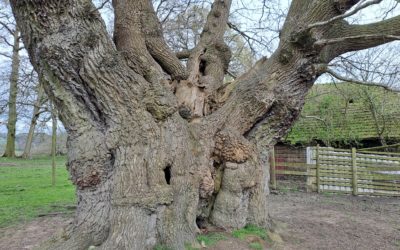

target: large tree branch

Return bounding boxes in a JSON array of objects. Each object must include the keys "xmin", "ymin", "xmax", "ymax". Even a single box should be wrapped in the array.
[
  {"xmin": 175, "ymin": 0, "xmax": 233, "ymax": 118},
  {"xmin": 136, "ymin": 0, "xmax": 187, "ymax": 79},
  {"xmin": 11, "ymin": 0, "xmax": 177, "ymax": 132},
  {"xmin": 342, "ymin": 15, "xmax": 400, "ymax": 50},
  {"xmin": 207, "ymin": 0, "xmax": 345, "ymax": 134},
  {"xmin": 187, "ymin": 0, "xmax": 233, "ymax": 81},
  {"xmin": 321, "ymin": 15, "xmax": 400, "ymax": 60},
  {"xmin": 112, "ymin": 0, "xmax": 165, "ymax": 83},
  {"xmin": 205, "ymin": 0, "xmax": 382, "ymax": 138},
  {"xmin": 112, "ymin": 0, "xmax": 186, "ymax": 82}
]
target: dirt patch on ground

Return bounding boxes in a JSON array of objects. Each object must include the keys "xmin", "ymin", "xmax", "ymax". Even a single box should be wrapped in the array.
[
  {"xmin": 0, "ymin": 163, "xmax": 17, "ymax": 167},
  {"xmin": 0, "ymin": 192, "xmax": 399, "ymax": 250},
  {"xmin": 0, "ymin": 216, "xmax": 72, "ymax": 250},
  {"xmin": 268, "ymin": 192, "xmax": 400, "ymax": 250}
]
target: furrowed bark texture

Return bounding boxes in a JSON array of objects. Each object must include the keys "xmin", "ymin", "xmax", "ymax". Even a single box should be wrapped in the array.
[
  {"xmin": 3, "ymin": 27, "xmax": 20, "ymax": 158},
  {"xmin": 10, "ymin": 0, "xmax": 400, "ymax": 249}
]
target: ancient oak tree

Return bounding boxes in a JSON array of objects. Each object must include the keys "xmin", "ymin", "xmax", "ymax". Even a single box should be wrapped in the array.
[{"xmin": 9, "ymin": 0, "xmax": 400, "ymax": 249}]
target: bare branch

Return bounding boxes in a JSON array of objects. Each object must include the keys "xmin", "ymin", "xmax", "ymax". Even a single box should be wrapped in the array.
[
  {"xmin": 227, "ymin": 21, "xmax": 258, "ymax": 54},
  {"xmin": 92, "ymin": 0, "xmax": 111, "ymax": 13},
  {"xmin": 322, "ymin": 14, "xmax": 400, "ymax": 60},
  {"xmin": 0, "ymin": 34, "xmax": 13, "ymax": 47},
  {"xmin": 0, "ymin": 20, "xmax": 14, "ymax": 35},
  {"xmin": 308, "ymin": 0, "xmax": 383, "ymax": 29},
  {"xmin": 0, "ymin": 51, "xmax": 11, "ymax": 59},
  {"xmin": 302, "ymin": 115, "xmax": 328, "ymax": 128},
  {"xmin": 227, "ymin": 70, "xmax": 237, "ymax": 79},
  {"xmin": 325, "ymin": 68, "xmax": 400, "ymax": 92}
]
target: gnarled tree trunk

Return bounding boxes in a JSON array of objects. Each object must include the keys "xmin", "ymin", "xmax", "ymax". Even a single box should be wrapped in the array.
[{"xmin": 10, "ymin": 0, "xmax": 400, "ymax": 249}]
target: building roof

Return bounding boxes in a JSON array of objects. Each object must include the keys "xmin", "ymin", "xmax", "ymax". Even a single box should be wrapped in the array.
[{"xmin": 284, "ymin": 83, "xmax": 400, "ymax": 145}]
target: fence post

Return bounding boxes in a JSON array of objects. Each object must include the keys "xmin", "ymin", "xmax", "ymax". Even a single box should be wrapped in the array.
[
  {"xmin": 352, "ymin": 148, "xmax": 358, "ymax": 196},
  {"xmin": 270, "ymin": 146, "xmax": 277, "ymax": 190},
  {"xmin": 316, "ymin": 144, "xmax": 320, "ymax": 193}
]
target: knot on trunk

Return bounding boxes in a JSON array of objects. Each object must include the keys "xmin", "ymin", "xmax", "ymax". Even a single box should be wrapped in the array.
[
  {"xmin": 278, "ymin": 48, "xmax": 294, "ymax": 64},
  {"xmin": 289, "ymin": 28, "xmax": 316, "ymax": 49},
  {"xmin": 225, "ymin": 162, "xmax": 257, "ymax": 189},
  {"xmin": 75, "ymin": 169, "xmax": 102, "ymax": 189},
  {"xmin": 214, "ymin": 130, "xmax": 252, "ymax": 163},
  {"xmin": 144, "ymin": 85, "xmax": 178, "ymax": 121},
  {"xmin": 200, "ymin": 168, "xmax": 214, "ymax": 198},
  {"xmin": 201, "ymin": 42, "xmax": 232, "ymax": 73},
  {"xmin": 334, "ymin": 0, "xmax": 359, "ymax": 14},
  {"xmin": 67, "ymin": 130, "xmax": 111, "ymax": 189}
]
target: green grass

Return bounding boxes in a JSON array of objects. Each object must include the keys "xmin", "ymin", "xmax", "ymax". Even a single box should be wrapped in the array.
[
  {"xmin": 0, "ymin": 155, "xmax": 75, "ymax": 227},
  {"xmin": 154, "ymin": 245, "xmax": 173, "ymax": 250},
  {"xmin": 196, "ymin": 232, "xmax": 226, "ymax": 247},
  {"xmin": 249, "ymin": 242, "xmax": 263, "ymax": 250},
  {"xmin": 277, "ymin": 186, "xmax": 298, "ymax": 193},
  {"xmin": 232, "ymin": 224, "xmax": 269, "ymax": 241}
]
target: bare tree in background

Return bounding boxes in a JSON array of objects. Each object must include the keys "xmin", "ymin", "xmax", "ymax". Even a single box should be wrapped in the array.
[
  {"xmin": 8, "ymin": 0, "xmax": 400, "ymax": 249},
  {"xmin": 1, "ymin": 1, "xmax": 52, "ymax": 157},
  {"xmin": 21, "ymin": 81, "xmax": 47, "ymax": 158},
  {"xmin": 0, "ymin": 5, "xmax": 21, "ymax": 157}
]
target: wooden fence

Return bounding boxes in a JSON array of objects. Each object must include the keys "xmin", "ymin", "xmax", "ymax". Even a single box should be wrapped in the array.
[{"xmin": 270, "ymin": 145, "xmax": 400, "ymax": 197}]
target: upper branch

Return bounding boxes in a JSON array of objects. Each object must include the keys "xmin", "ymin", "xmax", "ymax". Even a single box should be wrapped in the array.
[
  {"xmin": 343, "ymin": 15, "xmax": 400, "ymax": 50},
  {"xmin": 307, "ymin": 0, "xmax": 382, "ymax": 29},
  {"xmin": 137, "ymin": 0, "xmax": 187, "ymax": 80},
  {"xmin": 0, "ymin": 20, "xmax": 14, "ymax": 35},
  {"xmin": 322, "ymin": 15, "xmax": 400, "ymax": 60},
  {"xmin": 187, "ymin": 0, "xmax": 233, "ymax": 85},
  {"xmin": 174, "ymin": 0, "xmax": 233, "ymax": 118},
  {"xmin": 113, "ymin": 0, "xmax": 186, "ymax": 82},
  {"xmin": 198, "ymin": 0, "xmax": 232, "ymax": 46},
  {"xmin": 10, "ymin": 0, "xmax": 177, "ymax": 131}
]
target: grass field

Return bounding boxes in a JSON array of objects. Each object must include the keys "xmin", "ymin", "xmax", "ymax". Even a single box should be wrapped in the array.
[{"xmin": 0, "ymin": 156, "xmax": 75, "ymax": 227}]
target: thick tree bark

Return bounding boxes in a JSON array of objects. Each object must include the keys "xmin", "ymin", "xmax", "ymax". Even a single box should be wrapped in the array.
[
  {"xmin": 9, "ymin": 0, "xmax": 400, "ymax": 249},
  {"xmin": 21, "ymin": 83, "xmax": 46, "ymax": 159},
  {"xmin": 3, "ymin": 27, "xmax": 20, "ymax": 158}
]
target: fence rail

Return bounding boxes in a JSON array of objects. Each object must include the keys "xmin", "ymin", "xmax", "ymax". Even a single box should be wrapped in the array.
[{"xmin": 270, "ymin": 145, "xmax": 400, "ymax": 197}]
